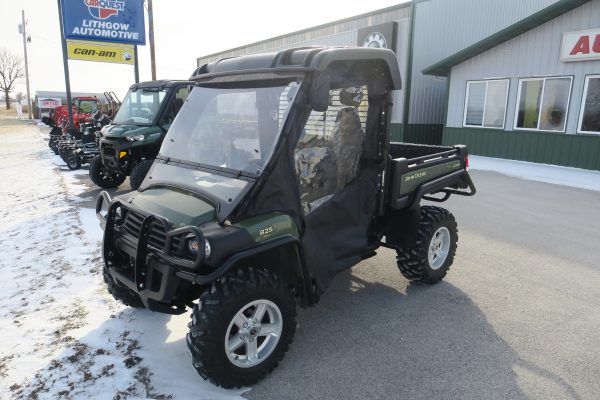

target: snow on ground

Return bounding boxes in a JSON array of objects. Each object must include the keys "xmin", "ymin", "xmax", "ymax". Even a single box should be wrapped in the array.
[
  {"xmin": 469, "ymin": 155, "xmax": 600, "ymax": 192},
  {"xmin": 0, "ymin": 118, "xmax": 245, "ymax": 399}
]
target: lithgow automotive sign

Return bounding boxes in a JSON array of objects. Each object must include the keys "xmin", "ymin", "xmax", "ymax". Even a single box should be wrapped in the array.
[
  {"xmin": 561, "ymin": 28, "xmax": 600, "ymax": 62},
  {"xmin": 61, "ymin": 0, "xmax": 145, "ymax": 45}
]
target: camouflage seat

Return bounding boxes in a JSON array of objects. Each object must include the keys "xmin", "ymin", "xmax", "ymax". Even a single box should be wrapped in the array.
[{"xmin": 332, "ymin": 107, "xmax": 363, "ymax": 189}]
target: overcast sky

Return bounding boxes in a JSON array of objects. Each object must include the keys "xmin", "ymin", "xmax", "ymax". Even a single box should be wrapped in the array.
[{"xmin": 0, "ymin": 0, "xmax": 406, "ymax": 100}]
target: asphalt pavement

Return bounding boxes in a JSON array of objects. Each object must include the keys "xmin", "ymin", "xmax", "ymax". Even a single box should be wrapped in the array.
[
  {"xmin": 72, "ymin": 166, "xmax": 600, "ymax": 400},
  {"xmin": 242, "ymin": 170, "xmax": 600, "ymax": 400}
]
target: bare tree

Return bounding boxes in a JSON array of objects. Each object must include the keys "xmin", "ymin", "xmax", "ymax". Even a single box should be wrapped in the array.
[
  {"xmin": 0, "ymin": 48, "xmax": 24, "ymax": 110},
  {"xmin": 16, "ymin": 92, "xmax": 24, "ymax": 102}
]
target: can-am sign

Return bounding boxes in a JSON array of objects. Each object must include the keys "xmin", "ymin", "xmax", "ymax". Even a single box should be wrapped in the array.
[
  {"xmin": 61, "ymin": 0, "xmax": 145, "ymax": 45},
  {"xmin": 561, "ymin": 28, "xmax": 600, "ymax": 62}
]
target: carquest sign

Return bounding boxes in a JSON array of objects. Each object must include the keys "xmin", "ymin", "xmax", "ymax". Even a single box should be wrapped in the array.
[
  {"xmin": 561, "ymin": 28, "xmax": 600, "ymax": 62},
  {"xmin": 61, "ymin": 0, "xmax": 146, "ymax": 45}
]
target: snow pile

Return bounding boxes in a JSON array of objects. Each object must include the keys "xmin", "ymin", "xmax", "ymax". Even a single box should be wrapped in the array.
[
  {"xmin": 469, "ymin": 155, "xmax": 600, "ymax": 192},
  {"xmin": 0, "ymin": 123, "xmax": 245, "ymax": 399}
]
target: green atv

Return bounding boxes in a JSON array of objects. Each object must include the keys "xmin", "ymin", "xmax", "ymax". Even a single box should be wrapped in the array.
[
  {"xmin": 90, "ymin": 80, "xmax": 192, "ymax": 190},
  {"xmin": 96, "ymin": 47, "xmax": 476, "ymax": 388}
]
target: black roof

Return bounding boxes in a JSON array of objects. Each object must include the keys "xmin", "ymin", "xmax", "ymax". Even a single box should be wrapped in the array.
[
  {"xmin": 191, "ymin": 47, "xmax": 402, "ymax": 90},
  {"xmin": 129, "ymin": 80, "xmax": 193, "ymax": 90}
]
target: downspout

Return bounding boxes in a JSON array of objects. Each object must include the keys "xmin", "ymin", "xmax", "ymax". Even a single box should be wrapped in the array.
[
  {"xmin": 402, "ymin": 0, "xmax": 417, "ymax": 140},
  {"xmin": 441, "ymin": 70, "xmax": 451, "ymax": 146}
]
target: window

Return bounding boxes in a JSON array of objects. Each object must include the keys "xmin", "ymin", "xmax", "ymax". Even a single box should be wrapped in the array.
[
  {"xmin": 578, "ymin": 75, "xmax": 600, "ymax": 134},
  {"xmin": 463, "ymin": 79, "xmax": 509, "ymax": 128},
  {"xmin": 162, "ymin": 86, "xmax": 190, "ymax": 125},
  {"xmin": 515, "ymin": 77, "xmax": 573, "ymax": 132},
  {"xmin": 160, "ymin": 81, "xmax": 300, "ymax": 175},
  {"xmin": 294, "ymin": 86, "xmax": 368, "ymax": 214}
]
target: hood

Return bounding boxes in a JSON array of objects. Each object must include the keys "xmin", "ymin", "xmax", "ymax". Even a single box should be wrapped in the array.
[
  {"xmin": 101, "ymin": 124, "xmax": 162, "ymax": 139},
  {"xmin": 122, "ymin": 187, "xmax": 216, "ymax": 227}
]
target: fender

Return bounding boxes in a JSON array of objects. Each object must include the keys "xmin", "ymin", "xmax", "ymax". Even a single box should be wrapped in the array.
[{"xmin": 175, "ymin": 236, "xmax": 316, "ymax": 307}]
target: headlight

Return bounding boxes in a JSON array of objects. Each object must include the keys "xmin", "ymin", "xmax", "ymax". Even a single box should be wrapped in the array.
[
  {"xmin": 126, "ymin": 134, "xmax": 145, "ymax": 142},
  {"xmin": 188, "ymin": 236, "xmax": 211, "ymax": 258}
]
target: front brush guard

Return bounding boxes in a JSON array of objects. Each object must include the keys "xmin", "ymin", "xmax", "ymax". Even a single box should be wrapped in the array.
[{"xmin": 96, "ymin": 191, "xmax": 206, "ymax": 291}]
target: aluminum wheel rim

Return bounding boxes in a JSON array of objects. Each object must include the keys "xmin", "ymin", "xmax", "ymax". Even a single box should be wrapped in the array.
[
  {"xmin": 224, "ymin": 299, "xmax": 283, "ymax": 368},
  {"xmin": 428, "ymin": 227, "xmax": 450, "ymax": 270}
]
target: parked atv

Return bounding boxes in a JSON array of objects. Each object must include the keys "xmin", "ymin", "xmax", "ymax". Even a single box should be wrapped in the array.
[
  {"xmin": 89, "ymin": 80, "xmax": 191, "ymax": 190},
  {"xmin": 48, "ymin": 96, "xmax": 101, "ymax": 153},
  {"xmin": 63, "ymin": 111, "xmax": 111, "ymax": 170},
  {"xmin": 96, "ymin": 47, "xmax": 476, "ymax": 388}
]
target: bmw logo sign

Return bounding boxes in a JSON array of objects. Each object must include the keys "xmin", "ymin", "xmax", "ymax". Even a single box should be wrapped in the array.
[
  {"xmin": 363, "ymin": 32, "xmax": 387, "ymax": 49},
  {"xmin": 122, "ymin": 51, "xmax": 132, "ymax": 61}
]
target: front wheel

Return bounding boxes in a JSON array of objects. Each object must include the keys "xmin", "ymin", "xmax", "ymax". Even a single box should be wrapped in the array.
[
  {"xmin": 396, "ymin": 206, "xmax": 458, "ymax": 284},
  {"xmin": 102, "ymin": 266, "xmax": 145, "ymax": 308},
  {"xmin": 50, "ymin": 141, "xmax": 59, "ymax": 155},
  {"xmin": 187, "ymin": 268, "xmax": 297, "ymax": 388},
  {"xmin": 89, "ymin": 155, "xmax": 126, "ymax": 189},
  {"xmin": 66, "ymin": 154, "xmax": 81, "ymax": 170}
]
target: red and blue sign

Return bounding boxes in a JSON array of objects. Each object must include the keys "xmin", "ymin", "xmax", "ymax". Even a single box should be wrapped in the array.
[
  {"xmin": 84, "ymin": 0, "xmax": 125, "ymax": 20},
  {"xmin": 61, "ymin": 0, "xmax": 145, "ymax": 45}
]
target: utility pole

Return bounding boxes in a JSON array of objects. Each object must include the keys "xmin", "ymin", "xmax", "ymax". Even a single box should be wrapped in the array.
[
  {"xmin": 134, "ymin": 45, "xmax": 140, "ymax": 83},
  {"xmin": 56, "ymin": 0, "xmax": 74, "ymax": 131},
  {"xmin": 20, "ymin": 10, "xmax": 32, "ymax": 119},
  {"xmin": 147, "ymin": 0, "xmax": 156, "ymax": 80}
]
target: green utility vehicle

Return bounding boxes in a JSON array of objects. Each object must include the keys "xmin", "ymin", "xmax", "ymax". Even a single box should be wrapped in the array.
[
  {"xmin": 96, "ymin": 47, "xmax": 476, "ymax": 388},
  {"xmin": 90, "ymin": 80, "xmax": 192, "ymax": 190}
]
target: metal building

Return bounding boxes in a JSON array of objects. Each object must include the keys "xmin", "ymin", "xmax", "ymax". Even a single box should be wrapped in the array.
[
  {"xmin": 424, "ymin": 0, "xmax": 600, "ymax": 170},
  {"xmin": 197, "ymin": 0, "xmax": 599, "ymax": 170}
]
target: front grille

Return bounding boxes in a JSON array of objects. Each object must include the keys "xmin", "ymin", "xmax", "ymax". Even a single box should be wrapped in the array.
[
  {"xmin": 169, "ymin": 235, "xmax": 184, "ymax": 257},
  {"xmin": 102, "ymin": 143, "xmax": 115, "ymax": 156},
  {"xmin": 120, "ymin": 209, "xmax": 167, "ymax": 250}
]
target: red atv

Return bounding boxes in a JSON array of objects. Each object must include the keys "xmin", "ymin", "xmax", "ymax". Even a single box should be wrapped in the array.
[{"xmin": 48, "ymin": 96, "xmax": 100, "ymax": 154}]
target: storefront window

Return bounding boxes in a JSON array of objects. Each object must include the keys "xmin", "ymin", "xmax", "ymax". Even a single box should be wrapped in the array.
[
  {"xmin": 578, "ymin": 75, "xmax": 600, "ymax": 134},
  {"xmin": 464, "ymin": 79, "xmax": 509, "ymax": 128},
  {"xmin": 515, "ymin": 77, "xmax": 572, "ymax": 132}
]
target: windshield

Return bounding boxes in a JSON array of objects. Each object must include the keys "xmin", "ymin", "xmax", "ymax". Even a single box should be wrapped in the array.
[
  {"xmin": 78, "ymin": 100, "xmax": 98, "ymax": 114},
  {"xmin": 113, "ymin": 88, "xmax": 168, "ymax": 125},
  {"xmin": 159, "ymin": 79, "xmax": 300, "ymax": 175}
]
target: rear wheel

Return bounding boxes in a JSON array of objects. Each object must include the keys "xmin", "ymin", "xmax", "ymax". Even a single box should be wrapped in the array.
[
  {"xmin": 129, "ymin": 159, "xmax": 153, "ymax": 191},
  {"xmin": 187, "ymin": 267, "xmax": 296, "ymax": 388},
  {"xmin": 89, "ymin": 155, "xmax": 126, "ymax": 188},
  {"xmin": 66, "ymin": 154, "xmax": 81, "ymax": 170},
  {"xmin": 396, "ymin": 206, "xmax": 458, "ymax": 284}
]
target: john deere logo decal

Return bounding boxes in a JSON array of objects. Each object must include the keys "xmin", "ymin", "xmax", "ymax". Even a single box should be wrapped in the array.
[
  {"xmin": 84, "ymin": 0, "xmax": 125, "ymax": 20},
  {"xmin": 363, "ymin": 32, "xmax": 387, "ymax": 49}
]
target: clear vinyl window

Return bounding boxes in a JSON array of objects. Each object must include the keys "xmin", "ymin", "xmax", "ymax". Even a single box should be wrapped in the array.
[
  {"xmin": 160, "ymin": 81, "xmax": 300, "ymax": 175},
  {"xmin": 294, "ymin": 86, "xmax": 368, "ymax": 214}
]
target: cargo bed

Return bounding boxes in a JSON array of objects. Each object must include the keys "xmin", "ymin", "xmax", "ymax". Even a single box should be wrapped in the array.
[{"xmin": 386, "ymin": 142, "xmax": 476, "ymax": 210}]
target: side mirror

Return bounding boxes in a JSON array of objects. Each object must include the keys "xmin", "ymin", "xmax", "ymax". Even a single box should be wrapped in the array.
[{"xmin": 310, "ymin": 74, "xmax": 330, "ymax": 112}]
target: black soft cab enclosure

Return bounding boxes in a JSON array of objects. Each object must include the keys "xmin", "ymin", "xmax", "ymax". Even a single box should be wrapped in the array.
[{"xmin": 96, "ymin": 47, "xmax": 475, "ymax": 389}]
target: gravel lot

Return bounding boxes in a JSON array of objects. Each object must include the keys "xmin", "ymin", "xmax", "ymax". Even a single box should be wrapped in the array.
[{"xmin": 2, "ymin": 115, "xmax": 599, "ymax": 399}]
